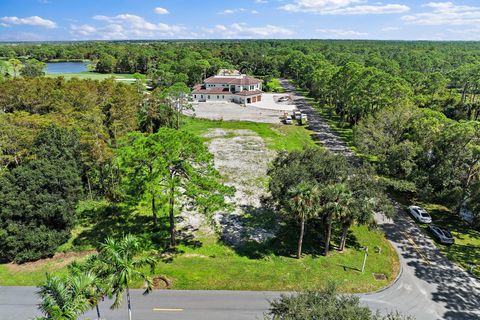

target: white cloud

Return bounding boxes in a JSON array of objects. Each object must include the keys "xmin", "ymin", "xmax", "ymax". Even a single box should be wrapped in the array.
[
  {"xmin": 381, "ymin": 26, "xmax": 400, "ymax": 31},
  {"xmin": 0, "ymin": 16, "xmax": 57, "ymax": 28},
  {"xmin": 447, "ymin": 27, "xmax": 480, "ymax": 40},
  {"xmin": 71, "ymin": 14, "xmax": 186, "ymax": 39},
  {"xmin": 204, "ymin": 23, "xmax": 294, "ymax": 38},
  {"xmin": 255, "ymin": 0, "xmax": 268, "ymax": 3},
  {"xmin": 280, "ymin": 0, "xmax": 409, "ymax": 15},
  {"xmin": 401, "ymin": 2, "xmax": 480, "ymax": 26},
  {"xmin": 154, "ymin": 7, "xmax": 169, "ymax": 15},
  {"xmin": 219, "ymin": 8, "xmax": 261, "ymax": 14},
  {"xmin": 316, "ymin": 28, "xmax": 368, "ymax": 37}
]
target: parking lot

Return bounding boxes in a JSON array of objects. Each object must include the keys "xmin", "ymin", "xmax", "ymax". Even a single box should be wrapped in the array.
[{"xmin": 187, "ymin": 93, "xmax": 296, "ymax": 124}]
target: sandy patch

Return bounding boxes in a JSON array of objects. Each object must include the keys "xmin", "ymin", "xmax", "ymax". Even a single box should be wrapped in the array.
[
  {"xmin": 177, "ymin": 128, "xmax": 278, "ymax": 247},
  {"xmin": 6, "ymin": 250, "xmax": 96, "ymax": 273}
]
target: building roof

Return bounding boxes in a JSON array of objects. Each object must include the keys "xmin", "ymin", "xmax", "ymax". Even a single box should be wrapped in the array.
[
  {"xmin": 204, "ymin": 75, "xmax": 262, "ymax": 86},
  {"xmin": 234, "ymin": 90, "xmax": 263, "ymax": 96},
  {"xmin": 192, "ymin": 86, "xmax": 230, "ymax": 94},
  {"xmin": 192, "ymin": 86, "xmax": 262, "ymax": 97}
]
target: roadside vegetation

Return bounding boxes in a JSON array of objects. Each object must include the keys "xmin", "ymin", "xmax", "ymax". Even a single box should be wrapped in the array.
[
  {"xmin": 1, "ymin": 40, "xmax": 479, "ymax": 306},
  {"xmin": 266, "ymin": 284, "xmax": 413, "ymax": 320}
]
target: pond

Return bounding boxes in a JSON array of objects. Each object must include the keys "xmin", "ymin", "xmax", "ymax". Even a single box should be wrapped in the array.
[{"xmin": 46, "ymin": 62, "xmax": 91, "ymax": 74}]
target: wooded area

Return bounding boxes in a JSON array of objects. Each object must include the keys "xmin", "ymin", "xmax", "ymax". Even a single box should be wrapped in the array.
[{"xmin": 0, "ymin": 40, "xmax": 479, "ymax": 265}]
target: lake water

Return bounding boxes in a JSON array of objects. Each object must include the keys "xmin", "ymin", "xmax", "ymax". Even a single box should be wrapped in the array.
[{"xmin": 46, "ymin": 62, "xmax": 91, "ymax": 74}]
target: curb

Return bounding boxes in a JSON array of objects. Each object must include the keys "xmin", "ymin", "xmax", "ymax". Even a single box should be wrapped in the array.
[{"xmin": 363, "ymin": 248, "xmax": 403, "ymax": 296}]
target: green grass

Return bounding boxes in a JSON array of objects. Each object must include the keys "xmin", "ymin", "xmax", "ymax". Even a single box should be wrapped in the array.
[
  {"xmin": 389, "ymin": 190, "xmax": 480, "ymax": 278},
  {"xmin": 0, "ymin": 119, "xmax": 399, "ymax": 291},
  {"xmin": 1, "ymin": 60, "xmax": 136, "ymax": 81},
  {"xmin": 415, "ymin": 202, "xmax": 480, "ymax": 278},
  {"xmin": 143, "ymin": 225, "xmax": 399, "ymax": 292},
  {"xmin": 45, "ymin": 72, "xmax": 136, "ymax": 81},
  {"xmin": 183, "ymin": 117, "xmax": 318, "ymax": 151}
]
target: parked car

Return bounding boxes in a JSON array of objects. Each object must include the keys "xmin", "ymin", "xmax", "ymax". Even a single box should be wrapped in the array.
[
  {"xmin": 460, "ymin": 207, "xmax": 474, "ymax": 223},
  {"xmin": 408, "ymin": 205, "xmax": 432, "ymax": 223},
  {"xmin": 284, "ymin": 116, "xmax": 292, "ymax": 125},
  {"xmin": 428, "ymin": 225, "xmax": 455, "ymax": 245},
  {"xmin": 298, "ymin": 114, "xmax": 308, "ymax": 125},
  {"xmin": 292, "ymin": 111, "xmax": 302, "ymax": 120},
  {"xmin": 278, "ymin": 96, "xmax": 289, "ymax": 102}
]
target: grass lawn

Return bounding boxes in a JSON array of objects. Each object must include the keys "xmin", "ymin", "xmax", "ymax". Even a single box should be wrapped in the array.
[
  {"xmin": 1, "ymin": 59, "xmax": 136, "ymax": 81},
  {"xmin": 0, "ymin": 119, "xmax": 399, "ymax": 292},
  {"xmin": 183, "ymin": 117, "xmax": 318, "ymax": 151},
  {"xmin": 45, "ymin": 72, "xmax": 136, "ymax": 81},
  {"xmin": 144, "ymin": 225, "xmax": 399, "ymax": 292},
  {"xmin": 414, "ymin": 202, "xmax": 480, "ymax": 278}
]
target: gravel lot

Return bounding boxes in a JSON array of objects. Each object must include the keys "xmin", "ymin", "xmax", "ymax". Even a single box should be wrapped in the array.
[{"xmin": 178, "ymin": 128, "xmax": 278, "ymax": 246}]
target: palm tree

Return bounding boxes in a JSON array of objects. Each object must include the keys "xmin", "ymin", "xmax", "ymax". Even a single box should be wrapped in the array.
[
  {"xmin": 69, "ymin": 259, "xmax": 109, "ymax": 319},
  {"xmin": 37, "ymin": 273, "xmax": 94, "ymax": 320},
  {"xmin": 96, "ymin": 235, "xmax": 156, "ymax": 320},
  {"xmin": 8, "ymin": 58, "xmax": 21, "ymax": 77},
  {"xmin": 321, "ymin": 183, "xmax": 351, "ymax": 256},
  {"xmin": 287, "ymin": 182, "xmax": 321, "ymax": 259}
]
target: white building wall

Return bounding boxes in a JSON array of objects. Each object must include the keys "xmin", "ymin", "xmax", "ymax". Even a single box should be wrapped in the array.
[{"xmin": 192, "ymin": 93, "xmax": 237, "ymax": 102}]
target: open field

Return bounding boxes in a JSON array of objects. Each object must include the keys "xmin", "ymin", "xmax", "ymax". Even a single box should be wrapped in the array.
[
  {"xmin": 0, "ymin": 118, "xmax": 399, "ymax": 292},
  {"xmin": 45, "ymin": 72, "xmax": 136, "ymax": 81},
  {"xmin": 1, "ymin": 59, "xmax": 136, "ymax": 81}
]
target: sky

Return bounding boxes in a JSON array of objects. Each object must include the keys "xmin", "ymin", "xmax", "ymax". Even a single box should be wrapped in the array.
[{"xmin": 1, "ymin": 0, "xmax": 480, "ymax": 41}]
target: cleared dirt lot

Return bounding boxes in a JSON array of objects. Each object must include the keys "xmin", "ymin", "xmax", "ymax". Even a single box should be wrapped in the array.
[{"xmin": 187, "ymin": 93, "xmax": 296, "ymax": 124}]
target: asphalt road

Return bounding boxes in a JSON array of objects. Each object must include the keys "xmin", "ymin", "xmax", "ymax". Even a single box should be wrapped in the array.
[
  {"xmin": 1, "ymin": 81, "xmax": 479, "ymax": 319},
  {"xmin": 282, "ymin": 78, "xmax": 480, "ymax": 320}
]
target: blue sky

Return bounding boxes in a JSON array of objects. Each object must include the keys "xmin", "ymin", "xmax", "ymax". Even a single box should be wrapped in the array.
[{"xmin": 1, "ymin": 0, "xmax": 480, "ymax": 41}]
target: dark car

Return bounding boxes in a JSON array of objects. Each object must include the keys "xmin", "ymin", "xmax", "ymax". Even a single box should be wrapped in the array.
[{"xmin": 428, "ymin": 225, "xmax": 455, "ymax": 245}]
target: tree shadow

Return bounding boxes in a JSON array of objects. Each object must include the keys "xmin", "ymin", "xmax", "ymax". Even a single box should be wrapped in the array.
[
  {"xmin": 74, "ymin": 202, "xmax": 203, "ymax": 253},
  {"xmin": 220, "ymin": 205, "xmax": 361, "ymax": 260},
  {"xmin": 381, "ymin": 210, "xmax": 480, "ymax": 319}
]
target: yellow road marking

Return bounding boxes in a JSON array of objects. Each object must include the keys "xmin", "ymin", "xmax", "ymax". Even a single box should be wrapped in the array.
[
  {"xmin": 402, "ymin": 232, "xmax": 431, "ymax": 266},
  {"xmin": 153, "ymin": 308, "xmax": 184, "ymax": 312}
]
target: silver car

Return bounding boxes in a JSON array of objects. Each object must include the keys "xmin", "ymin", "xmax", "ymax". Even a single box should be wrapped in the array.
[
  {"xmin": 408, "ymin": 205, "xmax": 432, "ymax": 224},
  {"xmin": 428, "ymin": 225, "xmax": 455, "ymax": 245}
]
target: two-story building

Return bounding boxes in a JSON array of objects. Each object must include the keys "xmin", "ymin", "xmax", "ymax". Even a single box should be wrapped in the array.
[{"xmin": 192, "ymin": 70, "xmax": 263, "ymax": 104}]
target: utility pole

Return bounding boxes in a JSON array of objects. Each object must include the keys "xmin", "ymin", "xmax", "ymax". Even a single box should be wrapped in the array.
[{"xmin": 361, "ymin": 247, "xmax": 368, "ymax": 273}]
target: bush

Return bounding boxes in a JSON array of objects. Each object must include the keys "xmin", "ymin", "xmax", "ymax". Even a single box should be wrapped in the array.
[
  {"xmin": 0, "ymin": 126, "xmax": 82, "ymax": 263},
  {"xmin": 265, "ymin": 284, "xmax": 414, "ymax": 320}
]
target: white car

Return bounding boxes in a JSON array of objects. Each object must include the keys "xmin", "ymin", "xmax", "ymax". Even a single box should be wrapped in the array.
[{"xmin": 408, "ymin": 205, "xmax": 432, "ymax": 224}]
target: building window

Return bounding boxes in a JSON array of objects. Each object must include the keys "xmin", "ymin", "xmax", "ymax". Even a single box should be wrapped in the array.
[
  {"xmin": 217, "ymin": 95, "xmax": 219, "ymax": 99},
  {"xmin": 194, "ymin": 95, "xmax": 197, "ymax": 99},
  {"xmin": 201, "ymin": 95, "xmax": 203, "ymax": 99},
  {"xmin": 208, "ymin": 95, "xmax": 210, "ymax": 99},
  {"xmin": 222, "ymin": 95, "xmax": 224, "ymax": 99}
]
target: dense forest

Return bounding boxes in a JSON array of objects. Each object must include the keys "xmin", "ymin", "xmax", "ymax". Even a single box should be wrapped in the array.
[{"xmin": 0, "ymin": 40, "xmax": 479, "ymax": 264}]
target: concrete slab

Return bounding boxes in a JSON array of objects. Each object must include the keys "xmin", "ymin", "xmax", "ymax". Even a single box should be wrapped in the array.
[
  {"xmin": 187, "ymin": 101, "xmax": 286, "ymax": 124},
  {"xmin": 246, "ymin": 93, "xmax": 296, "ymax": 112}
]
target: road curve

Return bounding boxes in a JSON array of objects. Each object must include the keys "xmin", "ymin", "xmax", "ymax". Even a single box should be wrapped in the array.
[{"xmin": 282, "ymin": 78, "xmax": 480, "ymax": 320}]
